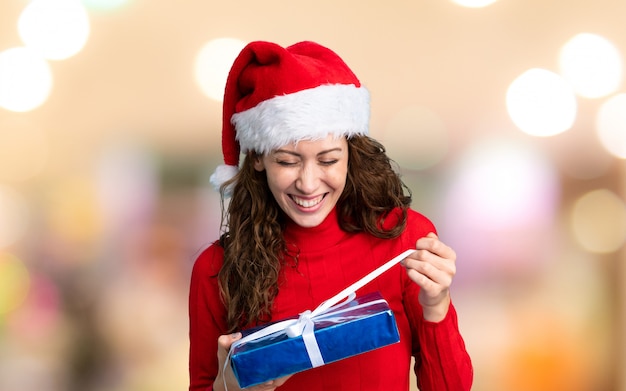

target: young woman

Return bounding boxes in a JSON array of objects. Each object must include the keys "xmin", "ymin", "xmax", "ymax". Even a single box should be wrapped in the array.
[{"xmin": 189, "ymin": 40, "xmax": 473, "ymax": 391}]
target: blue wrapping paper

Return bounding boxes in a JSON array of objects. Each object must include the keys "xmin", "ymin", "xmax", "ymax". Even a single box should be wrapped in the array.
[{"xmin": 230, "ymin": 291, "xmax": 400, "ymax": 388}]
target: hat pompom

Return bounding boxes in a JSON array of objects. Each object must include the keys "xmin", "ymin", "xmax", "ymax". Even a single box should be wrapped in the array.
[{"xmin": 209, "ymin": 164, "xmax": 239, "ymax": 196}]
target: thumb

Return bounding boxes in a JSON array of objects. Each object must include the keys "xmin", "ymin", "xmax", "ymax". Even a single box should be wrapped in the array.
[
  {"xmin": 219, "ymin": 332, "xmax": 241, "ymax": 348},
  {"xmin": 217, "ymin": 333, "xmax": 241, "ymax": 358},
  {"xmin": 427, "ymin": 232, "xmax": 438, "ymax": 239}
]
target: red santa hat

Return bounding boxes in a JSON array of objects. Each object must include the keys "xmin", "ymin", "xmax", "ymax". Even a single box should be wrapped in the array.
[{"xmin": 210, "ymin": 40, "xmax": 370, "ymax": 194}]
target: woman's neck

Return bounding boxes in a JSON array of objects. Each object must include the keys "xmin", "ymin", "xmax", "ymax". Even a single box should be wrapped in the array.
[{"xmin": 283, "ymin": 207, "xmax": 349, "ymax": 252}]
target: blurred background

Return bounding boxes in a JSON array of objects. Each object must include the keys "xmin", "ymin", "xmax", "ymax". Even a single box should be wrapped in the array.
[{"xmin": 0, "ymin": 0, "xmax": 625, "ymax": 390}]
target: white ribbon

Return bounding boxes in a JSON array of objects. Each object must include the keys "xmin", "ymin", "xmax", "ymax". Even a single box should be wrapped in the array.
[{"xmin": 224, "ymin": 248, "xmax": 416, "ymax": 389}]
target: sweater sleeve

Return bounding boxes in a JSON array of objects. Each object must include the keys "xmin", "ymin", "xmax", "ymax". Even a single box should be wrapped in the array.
[
  {"xmin": 189, "ymin": 244, "xmax": 227, "ymax": 391},
  {"xmin": 402, "ymin": 209, "xmax": 473, "ymax": 390},
  {"xmin": 413, "ymin": 303, "xmax": 474, "ymax": 390}
]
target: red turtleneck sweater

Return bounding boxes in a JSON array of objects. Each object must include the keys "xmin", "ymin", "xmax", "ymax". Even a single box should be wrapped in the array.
[{"xmin": 189, "ymin": 208, "xmax": 473, "ymax": 390}]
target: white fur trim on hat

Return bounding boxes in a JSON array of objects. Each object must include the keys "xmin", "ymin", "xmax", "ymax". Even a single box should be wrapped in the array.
[
  {"xmin": 231, "ymin": 84, "xmax": 370, "ymax": 155},
  {"xmin": 209, "ymin": 164, "xmax": 239, "ymax": 195}
]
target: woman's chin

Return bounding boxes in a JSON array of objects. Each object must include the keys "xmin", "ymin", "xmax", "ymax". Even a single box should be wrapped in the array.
[{"xmin": 287, "ymin": 205, "xmax": 332, "ymax": 228}]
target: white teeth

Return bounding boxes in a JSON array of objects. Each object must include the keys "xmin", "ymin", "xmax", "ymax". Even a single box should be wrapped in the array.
[{"xmin": 292, "ymin": 195, "xmax": 323, "ymax": 207}]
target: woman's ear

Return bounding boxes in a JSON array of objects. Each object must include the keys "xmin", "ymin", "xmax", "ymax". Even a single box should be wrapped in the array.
[{"xmin": 253, "ymin": 155, "xmax": 265, "ymax": 172}]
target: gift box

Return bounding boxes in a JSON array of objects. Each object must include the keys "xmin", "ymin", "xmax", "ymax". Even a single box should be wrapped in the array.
[{"xmin": 229, "ymin": 291, "xmax": 400, "ymax": 388}]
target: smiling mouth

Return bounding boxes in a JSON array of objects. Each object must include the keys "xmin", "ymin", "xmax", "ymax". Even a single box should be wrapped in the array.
[{"xmin": 290, "ymin": 194, "xmax": 326, "ymax": 208}]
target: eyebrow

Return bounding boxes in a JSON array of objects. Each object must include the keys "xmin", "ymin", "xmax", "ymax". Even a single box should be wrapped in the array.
[{"xmin": 272, "ymin": 147, "xmax": 343, "ymax": 157}]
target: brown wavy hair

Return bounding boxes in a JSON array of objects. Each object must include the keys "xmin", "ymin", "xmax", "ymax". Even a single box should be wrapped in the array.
[{"xmin": 217, "ymin": 135, "xmax": 412, "ymax": 332}]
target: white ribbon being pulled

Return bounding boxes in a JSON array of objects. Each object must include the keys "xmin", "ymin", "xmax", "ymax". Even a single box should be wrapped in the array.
[{"xmin": 224, "ymin": 248, "xmax": 416, "ymax": 389}]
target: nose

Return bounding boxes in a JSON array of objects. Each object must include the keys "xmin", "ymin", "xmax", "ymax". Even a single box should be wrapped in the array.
[{"xmin": 295, "ymin": 162, "xmax": 320, "ymax": 194}]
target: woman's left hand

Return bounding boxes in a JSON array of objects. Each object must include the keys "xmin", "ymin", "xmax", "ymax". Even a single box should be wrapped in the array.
[{"xmin": 400, "ymin": 232, "xmax": 456, "ymax": 322}]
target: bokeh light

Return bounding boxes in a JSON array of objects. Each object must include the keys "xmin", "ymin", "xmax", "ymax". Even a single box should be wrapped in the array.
[
  {"xmin": 596, "ymin": 93, "xmax": 626, "ymax": 159},
  {"xmin": 559, "ymin": 33, "xmax": 623, "ymax": 99},
  {"xmin": 0, "ymin": 253, "xmax": 31, "ymax": 316},
  {"xmin": 442, "ymin": 138, "xmax": 560, "ymax": 279},
  {"xmin": 194, "ymin": 37, "xmax": 246, "ymax": 101},
  {"xmin": 498, "ymin": 302, "xmax": 598, "ymax": 391},
  {"xmin": 0, "ymin": 186, "xmax": 30, "ymax": 248},
  {"xmin": 452, "ymin": 0, "xmax": 498, "ymax": 8},
  {"xmin": 0, "ymin": 118, "xmax": 49, "ymax": 182},
  {"xmin": 0, "ymin": 47, "xmax": 53, "ymax": 112},
  {"xmin": 506, "ymin": 68, "xmax": 577, "ymax": 137},
  {"xmin": 446, "ymin": 138, "xmax": 559, "ymax": 229},
  {"xmin": 18, "ymin": 0, "xmax": 91, "ymax": 61},
  {"xmin": 571, "ymin": 189, "xmax": 626, "ymax": 254},
  {"xmin": 383, "ymin": 105, "xmax": 448, "ymax": 170}
]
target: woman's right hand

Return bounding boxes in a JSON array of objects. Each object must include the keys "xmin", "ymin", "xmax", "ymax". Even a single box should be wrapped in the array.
[{"xmin": 214, "ymin": 333, "xmax": 291, "ymax": 391}]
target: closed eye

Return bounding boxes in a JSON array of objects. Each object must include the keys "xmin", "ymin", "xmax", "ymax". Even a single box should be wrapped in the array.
[{"xmin": 277, "ymin": 160, "xmax": 298, "ymax": 167}]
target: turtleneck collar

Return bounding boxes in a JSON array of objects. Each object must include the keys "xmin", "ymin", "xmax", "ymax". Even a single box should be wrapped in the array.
[{"xmin": 283, "ymin": 207, "xmax": 350, "ymax": 252}]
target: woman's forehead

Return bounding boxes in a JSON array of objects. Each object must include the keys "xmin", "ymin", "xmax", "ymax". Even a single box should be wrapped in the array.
[{"xmin": 270, "ymin": 134, "xmax": 347, "ymax": 153}]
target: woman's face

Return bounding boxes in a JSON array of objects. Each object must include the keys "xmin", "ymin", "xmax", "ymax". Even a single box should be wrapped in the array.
[{"xmin": 254, "ymin": 135, "xmax": 348, "ymax": 228}]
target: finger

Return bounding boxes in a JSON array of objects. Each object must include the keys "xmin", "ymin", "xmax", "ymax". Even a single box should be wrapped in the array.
[
  {"xmin": 271, "ymin": 374, "xmax": 292, "ymax": 387},
  {"xmin": 405, "ymin": 269, "xmax": 446, "ymax": 297},
  {"xmin": 416, "ymin": 236, "xmax": 456, "ymax": 262},
  {"xmin": 217, "ymin": 333, "xmax": 242, "ymax": 362},
  {"xmin": 404, "ymin": 259, "xmax": 454, "ymax": 288},
  {"xmin": 252, "ymin": 381, "xmax": 278, "ymax": 391},
  {"xmin": 250, "ymin": 378, "xmax": 287, "ymax": 391},
  {"xmin": 403, "ymin": 239, "xmax": 456, "ymax": 283},
  {"xmin": 216, "ymin": 333, "xmax": 244, "ymax": 391},
  {"xmin": 404, "ymin": 249, "xmax": 456, "ymax": 278},
  {"xmin": 220, "ymin": 332, "xmax": 242, "ymax": 348}
]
